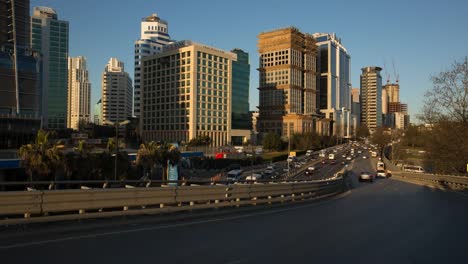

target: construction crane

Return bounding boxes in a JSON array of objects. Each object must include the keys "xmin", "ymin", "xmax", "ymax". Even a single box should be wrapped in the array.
[{"xmin": 392, "ymin": 59, "xmax": 399, "ymax": 84}]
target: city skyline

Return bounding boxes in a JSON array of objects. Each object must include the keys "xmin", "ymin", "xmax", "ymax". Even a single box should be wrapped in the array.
[{"xmin": 30, "ymin": 0, "xmax": 468, "ymax": 120}]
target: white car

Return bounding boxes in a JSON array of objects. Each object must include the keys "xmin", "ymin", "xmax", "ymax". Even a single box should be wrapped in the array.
[
  {"xmin": 377, "ymin": 169, "xmax": 387, "ymax": 178},
  {"xmin": 246, "ymin": 173, "xmax": 262, "ymax": 181},
  {"xmin": 346, "ymin": 156, "xmax": 352, "ymax": 161},
  {"xmin": 362, "ymin": 155, "xmax": 368, "ymax": 159},
  {"xmin": 305, "ymin": 166, "xmax": 315, "ymax": 175},
  {"xmin": 359, "ymin": 172, "xmax": 375, "ymax": 182}
]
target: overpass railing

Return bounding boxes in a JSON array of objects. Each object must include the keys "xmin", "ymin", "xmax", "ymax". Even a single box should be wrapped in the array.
[
  {"xmin": 0, "ymin": 177, "xmax": 347, "ymax": 226},
  {"xmin": 382, "ymin": 147, "xmax": 468, "ymax": 191}
]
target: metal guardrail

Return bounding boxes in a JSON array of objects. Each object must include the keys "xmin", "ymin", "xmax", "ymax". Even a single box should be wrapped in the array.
[
  {"xmin": 0, "ymin": 177, "xmax": 347, "ymax": 225},
  {"xmin": 382, "ymin": 147, "xmax": 468, "ymax": 191}
]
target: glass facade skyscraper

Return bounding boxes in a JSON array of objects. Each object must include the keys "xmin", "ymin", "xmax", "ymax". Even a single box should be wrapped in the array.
[
  {"xmin": 31, "ymin": 6, "xmax": 69, "ymax": 129},
  {"xmin": 231, "ymin": 48, "xmax": 250, "ymax": 130}
]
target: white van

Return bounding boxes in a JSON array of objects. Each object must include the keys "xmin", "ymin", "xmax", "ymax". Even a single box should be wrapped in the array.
[
  {"xmin": 306, "ymin": 150, "xmax": 313, "ymax": 157},
  {"xmin": 403, "ymin": 165, "xmax": 425, "ymax": 173},
  {"xmin": 328, "ymin": 153, "xmax": 335, "ymax": 160}
]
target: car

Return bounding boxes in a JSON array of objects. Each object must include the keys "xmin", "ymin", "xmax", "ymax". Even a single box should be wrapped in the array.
[
  {"xmin": 377, "ymin": 169, "xmax": 387, "ymax": 178},
  {"xmin": 294, "ymin": 163, "xmax": 302, "ymax": 168},
  {"xmin": 346, "ymin": 156, "xmax": 352, "ymax": 161},
  {"xmin": 246, "ymin": 173, "xmax": 262, "ymax": 182},
  {"xmin": 362, "ymin": 155, "xmax": 368, "ymax": 159},
  {"xmin": 357, "ymin": 150, "xmax": 362, "ymax": 154},
  {"xmin": 305, "ymin": 166, "xmax": 315, "ymax": 175},
  {"xmin": 342, "ymin": 154, "xmax": 346, "ymax": 158},
  {"xmin": 359, "ymin": 172, "xmax": 375, "ymax": 182}
]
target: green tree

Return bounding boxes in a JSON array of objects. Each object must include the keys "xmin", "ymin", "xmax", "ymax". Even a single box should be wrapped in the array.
[
  {"xmin": 418, "ymin": 57, "xmax": 468, "ymax": 174},
  {"xmin": 356, "ymin": 125, "xmax": 370, "ymax": 139},
  {"xmin": 262, "ymin": 132, "xmax": 283, "ymax": 151},
  {"xmin": 371, "ymin": 127, "xmax": 391, "ymax": 153},
  {"xmin": 18, "ymin": 130, "xmax": 63, "ymax": 181},
  {"xmin": 188, "ymin": 135, "xmax": 211, "ymax": 146}
]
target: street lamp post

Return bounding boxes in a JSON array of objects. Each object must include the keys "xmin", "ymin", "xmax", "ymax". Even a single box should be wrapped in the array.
[{"xmin": 103, "ymin": 119, "xmax": 130, "ymax": 181}]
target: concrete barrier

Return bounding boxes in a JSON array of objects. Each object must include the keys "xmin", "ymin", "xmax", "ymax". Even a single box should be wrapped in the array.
[{"xmin": 0, "ymin": 178, "xmax": 347, "ymax": 225}]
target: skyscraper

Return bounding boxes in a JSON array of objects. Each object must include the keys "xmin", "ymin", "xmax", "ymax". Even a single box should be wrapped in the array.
[
  {"xmin": 0, "ymin": 0, "xmax": 30, "ymax": 47},
  {"xmin": 101, "ymin": 58, "xmax": 133, "ymax": 125},
  {"xmin": 134, "ymin": 13, "xmax": 172, "ymax": 118},
  {"xmin": 67, "ymin": 56, "xmax": 90, "ymax": 130},
  {"xmin": 257, "ymin": 27, "xmax": 318, "ymax": 137},
  {"xmin": 230, "ymin": 48, "xmax": 251, "ymax": 145},
  {"xmin": 351, "ymin": 88, "xmax": 360, "ymax": 125},
  {"xmin": 140, "ymin": 41, "xmax": 235, "ymax": 146},
  {"xmin": 0, "ymin": 0, "xmax": 41, "ymax": 148},
  {"xmin": 313, "ymin": 33, "xmax": 351, "ymax": 136},
  {"xmin": 360, "ymin": 66, "xmax": 383, "ymax": 131},
  {"xmin": 31, "ymin": 6, "xmax": 69, "ymax": 129}
]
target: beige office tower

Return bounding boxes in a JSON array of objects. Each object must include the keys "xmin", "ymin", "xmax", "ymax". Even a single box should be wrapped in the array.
[
  {"xmin": 140, "ymin": 41, "xmax": 235, "ymax": 147},
  {"xmin": 67, "ymin": 56, "xmax": 91, "ymax": 129},
  {"xmin": 382, "ymin": 86, "xmax": 388, "ymax": 114},
  {"xmin": 257, "ymin": 27, "xmax": 318, "ymax": 137},
  {"xmin": 385, "ymin": 83, "xmax": 400, "ymax": 103},
  {"xmin": 360, "ymin": 66, "xmax": 383, "ymax": 131}
]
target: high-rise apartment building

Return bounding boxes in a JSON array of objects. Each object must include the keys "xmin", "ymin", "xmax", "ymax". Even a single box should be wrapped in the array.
[
  {"xmin": 257, "ymin": 27, "xmax": 318, "ymax": 137},
  {"xmin": 101, "ymin": 58, "xmax": 133, "ymax": 125},
  {"xmin": 134, "ymin": 13, "xmax": 172, "ymax": 118},
  {"xmin": 140, "ymin": 41, "xmax": 235, "ymax": 146},
  {"xmin": 0, "ymin": 0, "xmax": 41, "ymax": 148},
  {"xmin": 67, "ymin": 56, "xmax": 90, "ymax": 130},
  {"xmin": 31, "ymin": 6, "xmax": 69, "ymax": 129},
  {"xmin": 382, "ymin": 86, "xmax": 388, "ymax": 115},
  {"xmin": 360, "ymin": 66, "xmax": 383, "ymax": 131}
]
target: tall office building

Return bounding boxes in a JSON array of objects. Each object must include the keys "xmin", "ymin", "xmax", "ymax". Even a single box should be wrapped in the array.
[
  {"xmin": 101, "ymin": 58, "xmax": 133, "ymax": 125},
  {"xmin": 93, "ymin": 99, "xmax": 102, "ymax": 125},
  {"xmin": 231, "ymin": 49, "xmax": 250, "ymax": 129},
  {"xmin": 0, "ymin": 0, "xmax": 30, "ymax": 47},
  {"xmin": 0, "ymin": 0, "xmax": 41, "ymax": 148},
  {"xmin": 134, "ymin": 13, "xmax": 171, "ymax": 118},
  {"xmin": 360, "ymin": 66, "xmax": 383, "ymax": 131},
  {"xmin": 67, "ymin": 56, "xmax": 90, "ymax": 130},
  {"xmin": 31, "ymin": 6, "xmax": 69, "ymax": 129},
  {"xmin": 351, "ymin": 88, "xmax": 360, "ymax": 125},
  {"xmin": 382, "ymin": 86, "xmax": 388, "ymax": 114},
  {"xmin": 257, "ymin": 27, "xmax": 318, "ymax": 137},
  {"xmin": 140, "ymin": 41, "xmax": 235, "ymax": 146},
  {"xmin": 313, "ymin": 33, "xmax": 351, "ymax": 137}
]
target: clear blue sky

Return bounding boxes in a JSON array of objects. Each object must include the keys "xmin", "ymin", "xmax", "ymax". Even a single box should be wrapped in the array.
[{"xmin": 32, "ymin": 0, "xmax": 468, "ymax": 119}]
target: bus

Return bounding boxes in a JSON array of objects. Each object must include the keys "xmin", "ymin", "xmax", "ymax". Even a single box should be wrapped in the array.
[{"xmin": 403, "ymin": 165, "xmax": 425, "ymax": 173}]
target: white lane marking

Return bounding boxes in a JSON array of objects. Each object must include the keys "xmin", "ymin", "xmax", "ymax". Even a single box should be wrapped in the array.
[
  {"xmin": 224, "ymin": 260, "xmax": 244, "ymax": 264},
  {"xmin": 0, "ymin": 191, "xmax": 351, "ymax": 250}
]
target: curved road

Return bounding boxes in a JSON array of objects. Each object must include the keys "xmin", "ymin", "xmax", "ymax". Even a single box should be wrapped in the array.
[{"xmin": 1, "ymin": 157, "xmax": 468, "ymax": 263}]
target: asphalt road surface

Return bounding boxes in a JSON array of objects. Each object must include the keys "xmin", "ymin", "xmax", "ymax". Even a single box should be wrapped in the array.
[{"xmin": 2, "ymin": 157, "xmax": 468, "ymax": 263}]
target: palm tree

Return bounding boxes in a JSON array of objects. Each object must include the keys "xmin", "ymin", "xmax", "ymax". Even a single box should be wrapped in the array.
[
  {"xmin": 136, "ymin": 141, "xmax": 158, "ymax": 179},
  {"xmin": 18, "ymin": 130, "xmax": 63, "ymax": 182}
]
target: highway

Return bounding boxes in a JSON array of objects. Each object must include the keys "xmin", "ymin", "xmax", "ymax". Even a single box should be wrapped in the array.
[{"xmin": 2, "ymin": 156, "xmax": 468, "ymax": 263}]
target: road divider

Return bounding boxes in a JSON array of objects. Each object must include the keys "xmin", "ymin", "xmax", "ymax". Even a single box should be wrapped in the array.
[{"xmin": 0, "ymin": 177, "xmax": 347, "ymax": 226}]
